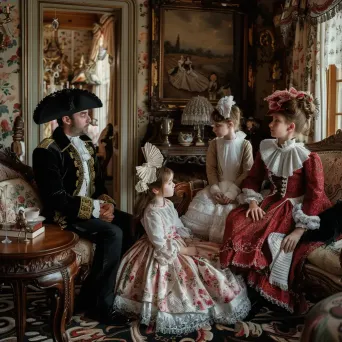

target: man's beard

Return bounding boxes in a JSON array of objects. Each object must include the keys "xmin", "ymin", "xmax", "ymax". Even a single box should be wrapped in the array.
[{"xmin": 71, "ymin": 124, "xmax": 89, "ymax": 136}]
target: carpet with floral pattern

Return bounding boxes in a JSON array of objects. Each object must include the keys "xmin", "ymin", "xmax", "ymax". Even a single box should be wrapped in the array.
[{"xmin": 0, "ymin": 285, "xmax": 308, "ymax": 342}]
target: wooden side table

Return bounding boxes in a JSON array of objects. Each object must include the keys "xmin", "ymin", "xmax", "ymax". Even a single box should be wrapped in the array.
[
  {"xmin": 159, "ymin": 145, "xmax": 208, "ymax": 166},
  {"xmin": 0, "ymin": 225, "xmax": 79, "ymax": 342}
]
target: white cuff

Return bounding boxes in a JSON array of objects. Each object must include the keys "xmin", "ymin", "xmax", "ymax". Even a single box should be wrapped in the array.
[
  {"xmin": 223, "ymin": 183, "xmax": 241, "ymax": 201},
  {"xmin": 292, "ymin": 203, "xmax": 320, "ymax": 230},
  {"xmin": 210, "ymin": 184, "xmax": 221, "ymax": 195},
  {"xmin": 92, "ymin": 200, "xmax": 104, "ymax": 218},
  {"xmin": 237, "ymin": 188, "xmax": 263, "ymax": 205}
]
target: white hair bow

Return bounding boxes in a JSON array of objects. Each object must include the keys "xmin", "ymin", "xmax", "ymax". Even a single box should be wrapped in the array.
[
  {"xmin": 135, "ymin": 142, "xmax": 164, "ymax": 193},
  {"xmin": 216, "ymin": 96, "xmax": 235, "ymax": 119}
]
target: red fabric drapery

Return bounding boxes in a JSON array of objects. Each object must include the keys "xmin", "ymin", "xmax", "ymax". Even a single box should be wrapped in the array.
[{"xmin": 280, "ymin": 0, "xmax": 342, "ymax": 45}]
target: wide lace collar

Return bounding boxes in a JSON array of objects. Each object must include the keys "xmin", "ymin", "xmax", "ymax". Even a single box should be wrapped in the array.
[{"xmin": 260, "ymin": 139, "xmax": 310, "ymax": 177}]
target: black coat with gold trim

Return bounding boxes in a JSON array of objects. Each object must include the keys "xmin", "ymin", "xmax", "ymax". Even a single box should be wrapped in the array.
[{"xmin": 32, "ymin": 126, "xmax": 115, "ymax": 229}]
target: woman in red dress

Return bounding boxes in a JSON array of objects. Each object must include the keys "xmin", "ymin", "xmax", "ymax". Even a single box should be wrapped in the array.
[{"xmin": 220, "ymin": 88, "xmax": 331, "ymax": 313}]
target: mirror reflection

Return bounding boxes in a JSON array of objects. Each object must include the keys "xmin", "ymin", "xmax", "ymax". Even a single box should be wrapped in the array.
[{"xmin": 42, "ymin": 9, "xmax": 116, "ymax": 155}]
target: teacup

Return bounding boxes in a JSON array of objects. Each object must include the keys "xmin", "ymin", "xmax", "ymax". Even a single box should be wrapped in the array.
[
  {"xmin": 24, "ymin": 207, "xmax": 40, "ymax": 221},
  {"xmin": 178, "ymin": 132, "xmax": 193, "ymax": 144}
]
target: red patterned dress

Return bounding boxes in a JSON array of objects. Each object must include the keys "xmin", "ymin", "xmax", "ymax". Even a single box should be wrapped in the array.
[{"xmin": 220, "ymin": 139, "xmax": 331, "ymax": 313}]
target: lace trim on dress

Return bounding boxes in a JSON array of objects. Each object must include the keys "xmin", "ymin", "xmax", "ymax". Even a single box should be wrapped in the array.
[
  {"xmin": 237, "ymin": 188, "xmax": 263, "ymax": 204},
  {"xmin": 292, "ymin": 203, "xmax": 320, "ymax": 230},
  {"xmin": 260, "ymin": 139, "xmax": 310, "ymax": 178},
  {"xmin": 248, "ymin": 279, "xmax": 294, "ymax": 313},
  {"xmin": 113, "ymin": 281, "xmax": 251, "ymax": 335}
]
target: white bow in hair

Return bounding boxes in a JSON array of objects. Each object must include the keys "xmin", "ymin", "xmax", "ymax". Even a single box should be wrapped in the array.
[
  {"xmin": 135, "ymin": 142, "xmax": 164, "ymax": 193},
  {"xmin": 216, "ymin": 96, "xmax": 235, "ymax": 119}
]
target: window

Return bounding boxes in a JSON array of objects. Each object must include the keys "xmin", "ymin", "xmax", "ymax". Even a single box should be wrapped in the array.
[{"xmin": 327, "ymin": 65, "xmax": 342, "ymax": 137}]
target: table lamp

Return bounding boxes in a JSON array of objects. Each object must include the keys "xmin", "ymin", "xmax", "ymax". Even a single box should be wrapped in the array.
[{"xmin": 181, "ymin": 96, "xmax": 213, "ymax": 146}]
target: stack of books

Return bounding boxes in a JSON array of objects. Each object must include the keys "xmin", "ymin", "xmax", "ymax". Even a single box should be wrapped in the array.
[{"xmin": 0, "ymin": 222, "xmax": 45, "ymax": 239}]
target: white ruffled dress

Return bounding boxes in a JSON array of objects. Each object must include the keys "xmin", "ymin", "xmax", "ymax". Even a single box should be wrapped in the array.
[{"xmin": 181, "ymin": 132, "xmax": 247, "ymax": 243}]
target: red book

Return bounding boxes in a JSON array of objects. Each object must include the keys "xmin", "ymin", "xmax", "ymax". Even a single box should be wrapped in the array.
[{"xmin": 0, "ymin": 221, "xmax": 43, "ymax": 232}]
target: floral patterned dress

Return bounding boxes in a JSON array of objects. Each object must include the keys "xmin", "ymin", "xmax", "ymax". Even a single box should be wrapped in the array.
[
  {"xmin": 114, "ymin": 199, "xmax": 251, "ymax": 334},
  {"xmin": 220, "ymin": 139, "xmax": 331, "ymax": 313}
]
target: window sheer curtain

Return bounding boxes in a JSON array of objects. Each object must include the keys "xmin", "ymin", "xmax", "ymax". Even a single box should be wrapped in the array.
[
  {"xmin": 88, "ymin": 14, "xmax": 116, "ymax": 145},
  {"xmin": 314, "ymin": 11, "xmax": 342, "ymax": 140},
  {"xmin": 281, "ymin": 0, "xmax": 342, "ymax": 141}
]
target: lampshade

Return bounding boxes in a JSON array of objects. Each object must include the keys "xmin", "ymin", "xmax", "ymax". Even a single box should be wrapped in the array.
[{"xmin": 181, "ymin": 96, "xmax": 214, "ymax": 126}]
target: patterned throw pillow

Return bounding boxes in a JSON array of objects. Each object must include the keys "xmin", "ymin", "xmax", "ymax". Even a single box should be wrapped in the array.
[
  {"xmin": 318, "ymin": 151, "xmax": 342, "ymax": 204},
  {"xmin": 0, "ymin": 163, "xmax": 23, "ymax": 182},
  {"xmin": 0, "ymin": 178, "xmax": 41, "ymax": 224}
]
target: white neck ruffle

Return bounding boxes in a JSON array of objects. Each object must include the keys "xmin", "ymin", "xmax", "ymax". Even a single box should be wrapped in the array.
[
  {"xmin": 260, "ymin": 139, "xmax": 310, "ymax": 177},
  {"xmin": 68, "ymin": 136, "xmax": 91, "ymax": 162}
]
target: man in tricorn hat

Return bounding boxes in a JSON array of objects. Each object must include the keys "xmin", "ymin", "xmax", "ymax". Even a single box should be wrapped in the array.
[{"xmin": 32, "ymin": 88, "xmax": 131, "ymax": 324}]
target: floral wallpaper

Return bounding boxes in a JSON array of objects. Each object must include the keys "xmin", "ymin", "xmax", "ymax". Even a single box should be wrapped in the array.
[
  {"xmin": 136, "ymin": 0, "xmax": 150, "ymax": 139},
  {"xmin": 0, "ymin": 0, "xmax": 150, "ymax": 148},
  {"xmin": 43, "ymin": 26, "xmax": 93, "ymax": 66},
  {"xmin": 0, "ymin": 0, "xmax": 21, "ymax": 146}
]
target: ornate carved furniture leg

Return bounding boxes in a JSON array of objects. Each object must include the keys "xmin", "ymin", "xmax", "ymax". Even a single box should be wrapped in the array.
[
  {"xmin": 11, "ymin": 280, "xmax": 27, "ymax": 342},
  {"xmin": 0, "ymin": 226, "xmax": 79, "ymax": 342},
  {"xmin": 67, "ymin": 260, "xmax": 78, "ymax": 323},
  {"xmin": 35, "ymin": 259, "xmax": 78, "ymax": 342}
]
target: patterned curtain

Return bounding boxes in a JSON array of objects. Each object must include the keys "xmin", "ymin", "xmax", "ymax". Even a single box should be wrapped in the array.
[
  {"xmin": 280, "ymin": 0, "xmax": 342, "ymax": 45},
  {"xmin": 281, "ymin": 0, "xmax": 342, "ymax": 141}
]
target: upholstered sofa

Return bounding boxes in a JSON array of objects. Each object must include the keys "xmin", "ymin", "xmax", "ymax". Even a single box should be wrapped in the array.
[
  {"xmin": 0, "ymin": 147, "xmax": 94, "ymax": 283},
  {"xmin": 172, "ymin": 130, "xmax": 342, "ymax": 300}
]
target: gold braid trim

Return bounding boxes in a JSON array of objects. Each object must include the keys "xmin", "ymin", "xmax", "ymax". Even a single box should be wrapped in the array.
[
  {"xmin": 53, "ymin": 211, "xmax": 68, "ymax": 230},
  {"xmin": 78, "ymin": 197, "xmax": 93, "ymax": 220},
  {"xmin": 67, "ymin": 145, "xmax": 84, "ymax": 196},
  {"xmin": 85, "ymin": 143, "xmax": 96, "ymax": 195},
  {"xmin": 98, "ymin": 194, "xmax": 116, "ymax": 206},
  {"xmin": 38, "ymin": 138, "xmax": 55, "ymax": 149}
]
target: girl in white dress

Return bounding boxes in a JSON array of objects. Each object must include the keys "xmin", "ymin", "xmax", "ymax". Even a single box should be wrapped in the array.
[
  {"xmin": 113, "ymin": 142, "xmax": 251, "ymax": 335},
  {"xmin": 181, "ymin": 96, "xmax": 254, "ymax": 243}
]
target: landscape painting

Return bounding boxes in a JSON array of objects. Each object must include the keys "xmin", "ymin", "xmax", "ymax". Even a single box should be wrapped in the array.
[{"xmin": 161, "ymin": 9, "xmax": 234, "ymax": 102}]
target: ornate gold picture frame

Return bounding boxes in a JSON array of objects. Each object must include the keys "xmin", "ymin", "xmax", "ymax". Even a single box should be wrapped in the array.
[{"xmin": 150, "ymin": 1, "xmax": 248, "ymax": 111}]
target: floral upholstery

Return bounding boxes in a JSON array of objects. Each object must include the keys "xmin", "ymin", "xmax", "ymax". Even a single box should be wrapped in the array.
[
  {"xmin": 307, "ymin": 240, "xmax": 342, "ymax": 276},
  {"xmin": 0, "ymin": 169, "xmax": 94, "ymax": 270},
  {"xmin": 0, "ymin": 178, "xmax": 41, "ymax": 223},
  {"xmin": 307, "ymin": 151, "xmax": 342, "ymax": 270},
  {"xmin": 0, "ymin": 163, "xmax": 23, "ymax": 182},
  {"xmin": 73, "ymin": 238, "xmax": 94, "ymax": 266},
  {"xmin": 301, "ymin": 292, "xmax": 342, "ymax": 342},
  {"xmin": 316, "ymin": 151, "xmax": 342, "ymax": 204}
]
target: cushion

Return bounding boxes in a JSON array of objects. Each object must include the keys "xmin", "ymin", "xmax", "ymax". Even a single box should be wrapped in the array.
[
  {"xmin": 307, "ymin": 239, "xmax": 342, "ymax": 276},
  {"xmin": 0, "ymin": 178, "xmax": 41, "ymax": 223},
  {"xmin": 0, "ymin": 163, "xmax": 23, "ymax": 182},
  {"xmin": 73, "ymin": 237, "xmax": 94, "ymax": 266},
  {"xmin": 301, "ymin": 292, "xmax": 342, "ymax": 342},
  {"xmin": 317, "ymin": 151, "xmax": 342, "ymax": 204}
]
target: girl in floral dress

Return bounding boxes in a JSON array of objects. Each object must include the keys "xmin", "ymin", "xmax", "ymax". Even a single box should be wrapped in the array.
[
  {"xmin": 220, "ymin": 88, "xmax": 331, "ymax": 313},
  {"xmin": 181, "ymin": 96, "xmax": 253, "ymax": 243},
  {"xmin": 114, "ymin": 143, "xmax": 251, "ymax": 334}
]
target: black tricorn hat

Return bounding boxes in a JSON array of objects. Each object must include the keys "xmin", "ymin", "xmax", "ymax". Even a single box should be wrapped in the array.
[{"xmin": 33, "ymin": 89, "xmax": 102, "ymax": 124}]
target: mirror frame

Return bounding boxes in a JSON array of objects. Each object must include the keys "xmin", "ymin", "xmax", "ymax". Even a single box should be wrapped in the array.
[{"xmin": 21, "ymin": 0, "xmax": 138, "ymax": 213}]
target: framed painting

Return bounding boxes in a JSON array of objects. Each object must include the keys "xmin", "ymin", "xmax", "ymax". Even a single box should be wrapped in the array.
[{"xmin": 150, "ymin": 1, "xmax": 248, "ymax": 110}]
